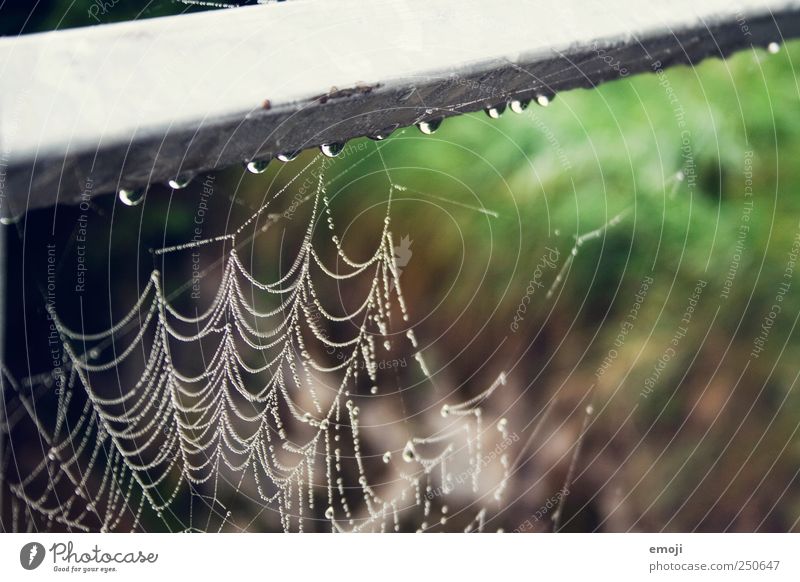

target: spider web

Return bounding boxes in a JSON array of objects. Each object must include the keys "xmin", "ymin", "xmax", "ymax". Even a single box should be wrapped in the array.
[{"xmin": 0, "ymin": 154, "xmax": 514, "ymax": 533}]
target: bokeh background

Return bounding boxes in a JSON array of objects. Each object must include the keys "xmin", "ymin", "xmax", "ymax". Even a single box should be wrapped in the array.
[{"xmin": 3, "ymin": 1, "xmax": 800, "ymax": 532}]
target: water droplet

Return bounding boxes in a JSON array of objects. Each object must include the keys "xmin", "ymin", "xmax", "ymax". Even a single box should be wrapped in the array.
[
  {"xmin": 118, "ymin": 187, "xmax": 146, "ymax": 206},
  {"xmin": 768, "ymin": 42, "xmax": 781, "ymax": 54},
  {"xmin": 320, "ymin": 143, "xmax": 344, "ymax": 158},
  {"xmin": 485, "ymin": 103, "xmax": 506, "ymax": 119},
  {"xmin": 402, "ymin": 443, "xmax": 415, "ymax": 462},
  {"xmin": 368, "ymin": 124, "xmax": 399, "ymax": 141},
  {"xmin": 440, "ymin": 404, "xmax": 450, "ymax": 417},
  {"xmin": 370, "ymin": 386, "xmax": 378, "ymax": 395},
  {"xmin": 47, "ymin": 449, "xmax": 56, "ymax": 461},
  {"xmin": 319, "ymin": 419, "xmax": 329, "ymax": 430},
  {"xmin": 277, "ymin": 151, "xmax": 300, "ymax": 162},
  {"xmin": 246, "ymin": 159, "xmax": 270, "ymax": 174},
  {"xmin": 302, "ymin": 412, "xmax": 313, "ymax": 423},
  {"xmin": 168, "ymin": 174, "xmax": 192, "ymax": 190},
  {"xmin": 510, "ymin": 99, "xmax": 530, "ymax": 114},
  {"xmin": 586, "ymin": 404, "xmax": 594, "ymax": 415},
  {"xmin": 417, "ymin": 118, "xmax": 443, "ymax": 135},
  {"xmin": 351, "ymin": 406, "xmax": 360, "ymax": 417},
  {"xmin": 0, "ymin": 216, "xmax": 15, "ymax": 226},
  {"xmin": 497, "ymin": 418, "xmax": 508, "ymax": 432},
  {"xmin": 441, "ymin": 505, "xmax": 448, "ymax": 514},
  {"xmin": 536, "ymin": 93, "xmax": 551, "ymax": 107},
  {"xmin": 325, "ymin": 506, "xmax": 335, "ymax": 519},
  {"xmin": 382, "ymin": 451, "xmax": 392, "ymax": 463}
]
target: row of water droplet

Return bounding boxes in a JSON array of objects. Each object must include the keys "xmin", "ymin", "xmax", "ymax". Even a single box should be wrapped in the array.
[{"xmin": 116, "ymin": 93, "xmax": 551, "ymax": 207}]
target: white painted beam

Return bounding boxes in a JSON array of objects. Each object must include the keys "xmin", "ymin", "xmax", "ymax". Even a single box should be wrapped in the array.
[{"xmin": 0, "ymin": 0, "xmax": 798, "ymax": 220}]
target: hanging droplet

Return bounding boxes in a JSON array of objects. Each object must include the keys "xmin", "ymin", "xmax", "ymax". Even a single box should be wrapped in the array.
[
  {"xmin": 47, "ymin": 449, "xmax": 56, "ymax": 461},
  {"xmin": 168, "ymin": 174, "xmax": 192, "ymax": 190},
  {"xmin": 325, "ymin": 506, "xmax": 335, "ymax": 520},
  {"xmin": 320, "ymin": 143, "xmax": 344, "ymax": 157},
  {"xmin": 0, "ymin": 217, "xmax": 15, "ymax": 226},
  {"xmin": 510, "ymin": 99, "xmax": 530, "ymax": 114},
  {"xmin": 417, "ymin": 118, "xmax": 443, "ymax": 135},
  {"xmin": 440, "ymin": 404, "xmax": 450, "ymax": 418},
  {"xmin": 246, "ymin": 159, "xmax": 270, "ymax": 174},
  {"xmin": 118, "ymin": 187, "xmax": 146, "ymax": 206},
  {"xmin": 535, "ymin": 93, "xmax": 551, "ymax": 107},
  {"xmin": 370, "ymin": 386, "xmax": 378, "ymax": 395},
  {"xmin": 484, "ymin": 103, "xmax": 506, "ymax": 119},
  {"xmin": 382, "ymin": 451, "xmax": 392, "ymax": 464},
  {"xmin": 302, "ymin": 412, "xmax": 313, "ymax": 423},
  {"xmin": 277, "ymin": 151, "xmax": 300, "ymax": 162},
  {"xmin": 497, "ymin": 417, "xmax": 508, "ymax": 432},
  {"xmin": 368, "ymin": 124, "xmax": 399, "ymax": 141},
  {"xmin": 768, "ymin": 41, "xmax": 781, "ymax": 54},
  {"xmin": 586, "ymin": 404, "xmax": 594, "ymax": 415},
  {"xmin": 319, "ymin": 419, "xmax": 329, "ymax": 430}
]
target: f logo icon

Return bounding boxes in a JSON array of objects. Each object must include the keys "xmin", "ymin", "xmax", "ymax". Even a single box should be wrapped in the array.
[{"xmin": 19, "ymin": 542, "xmax": 46, "ymax": 570}]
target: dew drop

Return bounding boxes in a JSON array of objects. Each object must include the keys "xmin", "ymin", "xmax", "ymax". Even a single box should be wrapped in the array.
[
  {"xmin": 768, "ymin": 41, "xmax": 781, "ymax": 54},
  {"xmin": 510, "ymin": 99, "xmax": 530, "ymax": 114},
  {"xmin": 368, "ymin": 124, "xmax": 399, "ymax": 141},
  {"xmin": 402, "ymin": 443, "xmax": 415, "ymax": 462},
  {"xmin": 485, "ymin": 103, "xmax": 506, "ymax": 119},
  {"xmin": 319, "ymin": 419, "xmax": 329, "ymax": 430},
  {"xmin": 320, "ymin": 143, "xmax": 344, "ymax": 158},
  {"xmin": 440, "ymin": 404, "xmax": 450, "ymax": 418},
  {"xmin": 536, "ymin": 93, "xmax": 551, "ymax": 107},
  {"xmin": 325, "ymin": 506, "xmax": 335, "ymax": 519},
  {"xmin": 168, "ymin": 174, "xmax": 192, "ymax": 190},
  {"xmin": 382, "ymin": 451, "xmax": 392, "ymax": 463},
  {"xmin": 277, "ymin": 151, "xmax": 300, "ymax": 162},
  {"xmin": 586, "ymin": 404, "xmax": 594, "ymax": 415},
  {"xmin": 246, "ymin": 159, "xmax": 270, "ymax": 174},
  {"xmin": 0, "ymin": 217, "xmax": 15, "ymax": 226},
  {"xmin": 118, "ymin": 187, "xmax": 146, "ymax": 206},
  {"xmin": 370, "ymin": 385, "xmax": 378, "ymax": 395},
  {"xmin": 417, "ymin": 118, "xmax": 443, "ymax": 135},
  {"xmin": 497, "ymin": 418, "xmax": 508, "ymax": 432}
]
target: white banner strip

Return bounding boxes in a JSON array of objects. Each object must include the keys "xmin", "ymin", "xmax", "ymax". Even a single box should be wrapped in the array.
[{"xmin": 1, "ymin": 533, "xmax": 798, "ymax": 581}]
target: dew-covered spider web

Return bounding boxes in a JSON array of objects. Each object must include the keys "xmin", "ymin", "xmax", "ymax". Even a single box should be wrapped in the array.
[{"xmin": 0, "ymin": 154, "xmax": 520, "ymax": 533}]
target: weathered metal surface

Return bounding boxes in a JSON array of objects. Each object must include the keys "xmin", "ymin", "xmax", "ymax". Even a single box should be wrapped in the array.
[{"xmin": 1, "ymin": 0, "xmax": 799, "ymax": 221}]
